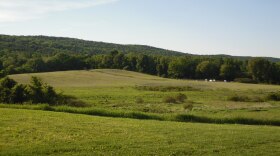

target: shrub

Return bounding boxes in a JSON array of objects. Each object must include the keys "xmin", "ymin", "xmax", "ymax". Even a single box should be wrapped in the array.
[
  {"xmin": 163, "ymin": 96, "xmax": 177, "ymax": 103},
  {"xmin": 234, "ymin": 78, "xmax": 257, "ymax": 84},
  {"xmin": 228, "ymin": 95, "xmax": 250, "ymax": 102},
  {"xmin": 135, "ymin": 97, "xmax": 144, "ymax": 104},
  {"xmin": 135, "ymin": 86, "xmax": 197, "ymax": 92},
  {"xmin": 0, "ymin": 76, "xmax": 85, "ymax": 107},
  {"xmin": 0, "ymin": 77, "xmax": 21, "ymax": 103},
  {"xmin": 28, "ymin": 76, "xmax": 49, "ymax": 104},
  {"xmin": 266, "ymin": 92, "xmax": 280, "ymax": 101},
  {"xmin": 228, "ymin": 94, "xmax": 266, "ymax": 102},
  {"xmin": 250, "ymin": 96, "xmax": 265, "ymax": 102},
  {"xmin": 42, "ymin": 105, "xmax": 55, "ymax": 111},
  {"xmin": 183, "ymin": 102, "xmax": 194, "ymax": 111},
  {"xmin": 10, "ymin": 84, "xmax": 29, "ymax": 104},
  {"xmin": 56, "ymin": 94, "xmax": 88, "ymax": 107},
  {"xmin": 0, "ymin": 77, "xmax": 17, "ymax": 89},
  {"xmin": 175, "ymin": 93, "xmax": 187, "ymax": 103}
]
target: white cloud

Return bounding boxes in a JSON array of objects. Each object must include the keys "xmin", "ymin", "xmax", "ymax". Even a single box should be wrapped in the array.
[{"xmin": 0, "ymin": 0, "xmax": 119, "ymax": 22}]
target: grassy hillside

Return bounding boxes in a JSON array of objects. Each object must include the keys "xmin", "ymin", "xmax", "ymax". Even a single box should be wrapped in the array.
[
  {"xmin": 10, "ymin": 69, "xmax": 280, "ymax": 90},
  {"xmin": 2, "ymin": 70, "xmax": 280, "ymax": 155},
  {"xmin": 8, "ymin": 69, "xmax": 280, "ymax": 125},
  {"xmin": 1, "ymin": 108, "xmax": 280, "ymax": 155}
]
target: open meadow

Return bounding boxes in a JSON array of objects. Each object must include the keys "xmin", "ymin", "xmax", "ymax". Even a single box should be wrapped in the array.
[
  {"xmin": 8, "ymin": 69, "xmax": 280, "ymax": 124},
  {"xmin": 1, "ymin": 1, "xmax": 280, "ymax": 155},
  {"xmin": 1, "ymin": 69, "xmax": 280, "ymax": 155}
]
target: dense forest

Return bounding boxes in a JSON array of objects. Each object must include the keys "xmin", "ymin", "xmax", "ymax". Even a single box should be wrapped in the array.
[
  {"xmin": 0, "ymin": 35, "xmax": 280, "ymax": 84},
  {"xmin": 0, "ymin": 35, "xmax": 185, "ymax": 56}
]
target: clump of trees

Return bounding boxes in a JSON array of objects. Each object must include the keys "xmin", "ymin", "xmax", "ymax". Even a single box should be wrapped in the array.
[{"xmin": 0, "ymin": 76, "xmax": 61, "ymax": 105}]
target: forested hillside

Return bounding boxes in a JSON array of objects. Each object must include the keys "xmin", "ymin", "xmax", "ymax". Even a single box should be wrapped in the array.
[
  {"xmin": 0, "ymin": 35, "xmax": 185, "ymax": 56},
  {"xmin": 1, "ymin": 34, "xmax": 279, "ymax": 62}
]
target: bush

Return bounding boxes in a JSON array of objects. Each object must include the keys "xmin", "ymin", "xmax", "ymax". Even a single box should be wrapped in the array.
[
  {"xmin": 228, "ymin": 94, "xmax": 265, "ymax": 102},
  {"xmin": 42, "ymin": 105, "xmax": 55, "ymax": 111},
  {"xmin": 266, "ymin": 92, "xmax": 280, "ymax": 101},
  {"xmin": 27, "ymin": 76, "xmax": 61, "ymax": 104},
  {"xmin": 183, "ymin": 102, "xmax": 193, "ymax": 111},
  {"xmin": 135, "ymin": 97, "xmax": 144, "ymax": 104},
  {"xmin": 228, "ymin": 95, "xmax": 250, "ymax": 102},
  {"xmin": 175, "ymin": 93, "xmax": 187, "ymax": 103},
  {"xmin": 250, "ymin": 96, "xmax": 265, "ymax": 102},
  {"xmin": 0, "ymin": 76, "xmax": 85, "ymax": 107},
  {"xmin": 59, "ymin": 95, "xmax": 88, "ymax": 107},
  {"xmin": 163, "ymin": 96, "xmax": 177, "ymax": 103},
  {"xmin": 10, "ymin": 84, "xmax": 29, "ymax": 104},
  {"xmin": 234, "ymin": 78, "xmax": 257, "ymax": 84},
  {"xmin": 135, "ymin": 86, "xmax": 197, "ymax": 92}
]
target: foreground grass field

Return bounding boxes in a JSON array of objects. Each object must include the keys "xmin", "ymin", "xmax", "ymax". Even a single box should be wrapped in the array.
[
  {"xmin": 8, "ymin": 69, "xmax": 280, "ymax": 125},
  {"xmin": 1, "ymin": 108, "xmax": 280, "ymax": 155}
]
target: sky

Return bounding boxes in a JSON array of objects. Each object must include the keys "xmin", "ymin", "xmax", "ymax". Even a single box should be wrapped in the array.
[{"xmin": 0, "ymin": 0, "xmax": 280, "ymax": 58}]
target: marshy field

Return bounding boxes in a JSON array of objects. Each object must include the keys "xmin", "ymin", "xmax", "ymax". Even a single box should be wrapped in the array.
[{"xmin": 1, "ymin": 69, "xmax": 280, "ymax": 155}]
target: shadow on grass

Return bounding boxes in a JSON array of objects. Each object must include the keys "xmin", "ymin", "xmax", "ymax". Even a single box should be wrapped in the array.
[
  {"xmin": 54, "ymin": 106, "xmax": 164, "ymax": 121},
  {"xmin": 1, "ymin": 104, "xmax": 280, "ymax": 126},
  {"xmin": 174, "ymin": 114, "xmax": 280, "ymax": 126}
]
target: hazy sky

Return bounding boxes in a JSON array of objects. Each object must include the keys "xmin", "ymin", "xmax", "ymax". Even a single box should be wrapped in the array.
[{"xmin": 0, "ymin": 0, "xmax": 279, "ymax": 58}]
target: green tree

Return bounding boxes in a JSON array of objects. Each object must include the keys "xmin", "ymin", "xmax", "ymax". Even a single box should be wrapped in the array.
[
  {"xmin": 248, "ymin": 58, "xmax": 271, "ymax": 83},
  {"xmin": 196, "ymin": 61, "xmax": 219, "ymax": 79},
  {"xmin": 113, "ymin": 53, "xmax": 125, "ymax": 69},
  {"xmin": 43, "ymin": 85, "xmax": 58, "ymax": 105},
  {"xmin": 23, "ymin": 57, "xmax": 46, "ymax": 73},
  {"xmin": 156, "ymin": 57, "xmax": 169, "ymax": 77},
  {"xmin": 10, "ymin": 84, "xmax": 28, "ymax": 104},
  {"xmin": 28, "ymin": 76, "xmax": 45, "ymax": 103},
  {"xmin": 125, "ymin": 54, "xmax": 137, "ymax": 71},
  {"xmin": 168, "ymin": 57, "xmax": 198, "ymax": 79},
  {"xmin": 100, "ymin": 55, "xmax": 113, "ymax": 68},
  {"xmin": 268, "ymin": 63, "xmax": 280, "ymax": 84},
  {"xmin": 136, "ymin": 55, "xmax": 150, "ymax": 73},
  {"xmin": 0, "ymin": 87, "xmax": 12, "ymax": 103},
  {"xmin": 0, "ymin": 77, "xmax": 18, "ymax": 103},
  {"xmin": 220, "ymin": 60, "xmax": 241, "ymax": 81},
  {"xmin": 0, "ymin": 77, "xmax": 17, "ymax": 89}
]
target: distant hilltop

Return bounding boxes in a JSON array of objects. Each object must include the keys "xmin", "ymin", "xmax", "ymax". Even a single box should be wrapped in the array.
[{"xmin": 0, "ymin": 34, "xmax": 279, "ymax": 62}]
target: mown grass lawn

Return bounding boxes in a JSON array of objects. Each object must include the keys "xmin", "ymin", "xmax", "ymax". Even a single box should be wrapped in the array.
[{"xmin": 1, "ymin": 108, "xmax": 280, "ymax": 156}]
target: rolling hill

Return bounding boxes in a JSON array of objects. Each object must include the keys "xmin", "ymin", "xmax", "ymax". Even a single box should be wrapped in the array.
[
  {"xmin": 0, "ymin": 34, "xmax": 185, "ymax": 56},
  {"xmin": 9, "ymin": 69, "xmax": 280, "ymax": 90},
  {"xmin": 2, "ymin": 69, "xmax": 280, "ymax": 155},
  {"xmin": 8, "ymin": 69, "xmax": 280, "ymax": 125}
]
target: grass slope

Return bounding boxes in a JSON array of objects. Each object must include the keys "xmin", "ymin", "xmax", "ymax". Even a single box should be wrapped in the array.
[
  {"xmin": 1, "ymin": 108, "xmax": 280, "ymax": 155},
  {"xmin": 8, "ymin": 69, "xmax": 280, "ymax": 125},
  {"xmin": 10, "ymin": 69, "xmax": 280, "ymax": 90}
]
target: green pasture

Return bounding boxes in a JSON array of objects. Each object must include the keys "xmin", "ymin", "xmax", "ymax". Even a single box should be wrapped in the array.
[
  {"xmin": 9, "ymin": 69, "xmax": 280, "ymax": 123},
  {"xmin": 1, "ymin": 108, "xmax": 280, "ymax": 156},
  {"xmin": 1, "ymin": 69, "xmax": 280, "ymax": 155}
]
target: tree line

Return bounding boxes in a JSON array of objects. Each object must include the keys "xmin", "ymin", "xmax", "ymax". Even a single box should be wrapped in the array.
[{"xmin": 0, "ymin": 50, "xmax": 279, "ymax": 84}]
